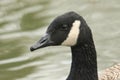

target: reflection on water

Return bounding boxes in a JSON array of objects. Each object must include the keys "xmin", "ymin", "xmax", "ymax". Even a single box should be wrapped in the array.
[{"xmin": 0, "ymin": 0, "xmax": 120, "ymax": 80}]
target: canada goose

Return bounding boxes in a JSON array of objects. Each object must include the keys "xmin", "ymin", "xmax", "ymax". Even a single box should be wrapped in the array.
[{"xmin": 30, "ymin": 12, "xmax": 120, "ymax": 80}]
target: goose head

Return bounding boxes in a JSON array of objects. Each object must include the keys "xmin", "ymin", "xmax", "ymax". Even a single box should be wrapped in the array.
[{"xmin": 30, "ymin": 11, "xmax": 92, "ymax": 51}]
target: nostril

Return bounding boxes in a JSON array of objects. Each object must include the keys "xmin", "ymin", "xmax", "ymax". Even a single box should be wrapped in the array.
[
  {"xmin": 40, "ymin": 39, "xmax": 46, "ymax": 44},
  {"xmin": 40, "ymin": 37, "xmax": 48, "ymax": 44}
]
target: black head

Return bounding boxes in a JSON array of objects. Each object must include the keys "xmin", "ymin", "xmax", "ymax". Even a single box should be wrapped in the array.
[{"xmin": 30, "ymin": 11, "xmax": 92, "ymax": 51}]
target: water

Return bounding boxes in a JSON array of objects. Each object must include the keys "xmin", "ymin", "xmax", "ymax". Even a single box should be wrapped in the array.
[{"xmin": 0, "ymin": 0, "xmax": 120, "ymax": 80}]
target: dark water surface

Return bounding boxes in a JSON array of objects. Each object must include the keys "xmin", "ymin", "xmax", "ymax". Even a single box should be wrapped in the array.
[{"xmin": 0, "ymin": 0, "xmax": 120, "ymax": 80}]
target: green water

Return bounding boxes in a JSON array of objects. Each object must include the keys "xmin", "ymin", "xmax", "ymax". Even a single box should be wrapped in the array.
[{"xmin": 0, "ymin": 0, "xmax": 120, "ymax": 80}]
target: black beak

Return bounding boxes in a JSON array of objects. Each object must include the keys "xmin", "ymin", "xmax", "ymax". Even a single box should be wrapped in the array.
[{"xmin": 30, "ymin": 34, "xmax": 54, "ymax": 51}]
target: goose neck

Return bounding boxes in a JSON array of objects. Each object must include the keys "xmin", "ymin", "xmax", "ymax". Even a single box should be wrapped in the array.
[{"xmin": 67, "ymin": 44, "xmax": 98, "ymax": 80}]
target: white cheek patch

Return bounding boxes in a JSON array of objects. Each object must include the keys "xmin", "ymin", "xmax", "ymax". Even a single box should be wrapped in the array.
[{"xmin": 61, "ymin": 20, "xmax": 81, "ymax": 46}]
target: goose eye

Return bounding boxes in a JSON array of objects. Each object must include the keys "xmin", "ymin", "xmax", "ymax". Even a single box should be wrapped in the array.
[{"xmin": 60, "ymin": 24, "xmax": 68, "ymax": 31}]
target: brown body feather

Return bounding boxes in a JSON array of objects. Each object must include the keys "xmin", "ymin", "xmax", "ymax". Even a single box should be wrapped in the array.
[{"xmin": 99, "ymin": 64, "xmax": 120, "ymax": 80}]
